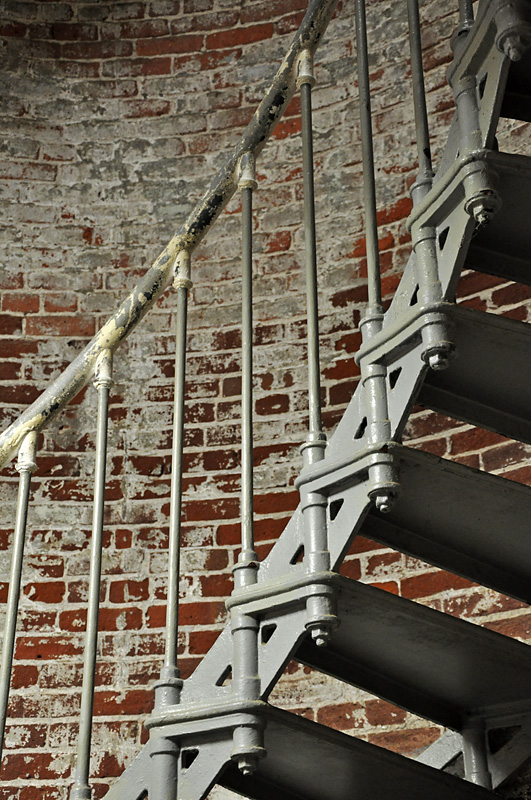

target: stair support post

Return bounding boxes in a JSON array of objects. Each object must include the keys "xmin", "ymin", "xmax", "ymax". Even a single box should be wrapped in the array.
[
  {"xmin": 407, "ymin": 0, "xmax": 453, "ymax": 372},
  {"xmin": 463, "ymin": 722, "xmax": 492, "ymax": 789},
  {"xmin": 149, "ymin": 737, "xmax": 180, "ymax": 800},
  {"xmin": 452, "ymin": 73, "xmax": 501, "ymax": 225},
  {"xmin": 354, "ymin": 1, "xmax": 399, "ymax": 512},
  {"xmin": 0, "ymin": 431, "xmax": 38, "ymax": 765},
  {"xmin": 150, "ymin": 251, "xmax": 191, "ymax": 800},
  {"xmin": 359, "ymin": 315, "xmax": 399, "ymax": 513},
  {"xmin": 228, "ymin": 153, "xmax": 264, "ymax": 778},
  {"xmin": 70, "ymin": 350, "xmax": 113, "ymax": 800}
]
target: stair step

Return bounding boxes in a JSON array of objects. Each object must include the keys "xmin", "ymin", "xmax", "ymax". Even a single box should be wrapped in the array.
[
  {"xmin": 220, "ymin": 704, "xmax": 493, "ymax": 800},
  {"xmin": 419, "ymin": 303, "xmax": 531, "ymax": 444},
  {"xmin": 466, "ymin": 152, "xmax": 531, "ymax": 284},
  {"xmin": 296, "ymin": 575, "xmax": 531, "ymax": 730},
  {"xmin": 502, "ymin": 49, "xmax": 531, "ymax": 122},
  {"xmin": 361, "ymin": 445, "xmax": 531, "ymax": 603}
]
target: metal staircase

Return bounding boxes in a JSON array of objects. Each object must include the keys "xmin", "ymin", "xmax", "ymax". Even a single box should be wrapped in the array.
[{"xmin": 1, "ymin": 0, "xmax": 531, "ymax": 797}]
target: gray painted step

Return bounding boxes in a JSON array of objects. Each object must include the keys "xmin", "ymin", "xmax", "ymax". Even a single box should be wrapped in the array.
[
  {"xmin": 419, "ymin": 304, "xmax": 531, "ymax": 444},
  {"xmin": 220, "ymin": 704, "xmax": 494, "ymax": 800},
  {"xmin": 361, "ymin": 445, "xmax": 531, "ymax": 603},
  {"xmin": 296, "ymin": 575, "xmax": 531, "ymax": 730},
  {"xmin": 466, "ymin": 152, "xmax": 531, "ymax": 283}
]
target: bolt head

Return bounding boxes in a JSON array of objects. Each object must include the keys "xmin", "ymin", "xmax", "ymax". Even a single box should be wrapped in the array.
[
  {"xmin": 238, "ymin": 755, "xmax": 258, "ymax": 776},
  {"xmin": 374, "ymin": 491, "xmax": 394, "ymax": 514},
  {"xmin": 311, "ymin": 626, "xmax": 330, "ymax": 647},
  {"xmin": 428, "ymin": 352, "xmax": 449, "ymax": 371},
  {"xmin": 503, "ymin": 34, "xmax": 527, "ymax": 61}
]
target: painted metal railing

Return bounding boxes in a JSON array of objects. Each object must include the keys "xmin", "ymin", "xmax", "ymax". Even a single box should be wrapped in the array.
[{"xmin": 0, "ymin": 0, "xmax": 476, "ymax": 793}]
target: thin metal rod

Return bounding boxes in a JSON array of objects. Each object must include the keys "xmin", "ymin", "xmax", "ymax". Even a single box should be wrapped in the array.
[
  {"xmin": 407, "ymin": 0, "xmax": 434, "ymax": 183},
  {"xmin": 71, "ymin": 351, "xmax": 112, "ymax": 800},
  {"xmin": 459, "ymin": 0, "xmax": 474, "ymax": 29},
  {"xmin": 0, "ymin": 432, "xmax": 37, "ymax": 764},
  {"xmin": 241, "ymin": 184, "xmax": 255, "ymax": 558},
  {"xmin": 299, "ymin": 54, "xmax": 325, "ymax": 453},
  {"xmin": 163, "ymin": 253, "xmax": 191, "ymax": 681},
  {"xmin": 354, "ymin": 0, "xmax": 382, "ymax": 313}
]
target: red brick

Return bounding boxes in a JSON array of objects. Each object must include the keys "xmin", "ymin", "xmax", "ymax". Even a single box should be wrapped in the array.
[
  {"xmin": 184, "ymin": 497, "xmax": 239, "ymax": 522},
  {"xmin": 51, "ymin": 23, "xmax": 98, "ymax": 40},
  {"xmin": 338, "ymin": 558, "xmax": 362, "ymax": 580},
  {"xmin": 368, "ymin": 726, "xmax": 440, "ymax": 756},
  {"xmin": 401, "ymin": 571, "xmax": 476, "ymax": 599},
  {"xmin": 103, "ymin": 57, "xmax": 172, "ymax": 76},
  {"xmin": 0, "ymin": 314, "xmax": 23, "ymax": 335},
  {"xmin": 15, "ymin": 635, "xmax": 82, "ymax": 660},
  {"xmin": 0, "ymin": 22, "xmax": 26, "ymax": 37},
  {"xmin": 456, "ymin": 270, "xmax": 503, "ymax": 298},
  {"xmin": 485, "ymin": 612, "xmax": 531, "ymax": 639},
  {"xmin": 93, "ymin": 690, "xmax": 153, "ymax": 716},
  {"xmin": 206, "ymin": 22, "xmax": 273, "ymax": 50},
  {"xmin": 188, "ymin": 629, "xmax": 221, "ymax": 655},
  {"xmin": 25, "ymin": 315, "xmax": 95, "ymax": 337},
  {"xmin": 2, "ymin": 293, "xmax": 39, "ymax": 313},
  {"xmin": 264, "ymin": 230, "xmax": 291, "ymax": 253},
  {"xmin": 241, "ymin": 0, "xmax": 306, "ymax": 24},
  {"xmin": 365, "ymin": 699, "xmax": 407, "ymax": 726},
  {"xmin": 1, "ymin": 753, "xmax": 70, "ymax": 781},
  {"xmin": 23, "ymin": 581, "xmax": 66, "ymax": 604},
  {"xmin": 449, "ymin": 427, "xmax": 506, "ymax": 454},
  {"xmin": 254, "ymin": 489, "xmax": 299, "ymax": 515},
  {"xmin": 43, "ymin": 292, "xmax": 78, "ymax": 313},
  {"xmin": 255, "ymin": 393, "xmax": 289, "ymax": 415},
  {"xmin": 109, "ymin": 578, "xmax": 150, "ymax": 603},
  {"xmin": 59, "ymin": 607, "xmax": 143, "ymax": 632},
  {"xmin": 137, "ymin": 33, "xmax": 204, "ymax": 55},
  {"xmin": 317, "ymin": 702, "xmax": 364, "ymax": 730},
  {"xmin": 491, "ymin": 282, "xmax": 531, "ymax": 307},
  {"xmin": 0, "ymin": 384, "xmax": 41, "ymax": 405},
  {"xmin": 125, "ymin": 99, "xmax": 171, "ymax": 118},
  {"xmin": 199, "ymin": 573, "xmax": 233, "ymax": 597}
]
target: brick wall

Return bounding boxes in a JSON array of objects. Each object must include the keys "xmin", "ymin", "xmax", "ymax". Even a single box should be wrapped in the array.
[{"xmin": 0, "ymin": 0, "xmax": 530, "ymax": 797}]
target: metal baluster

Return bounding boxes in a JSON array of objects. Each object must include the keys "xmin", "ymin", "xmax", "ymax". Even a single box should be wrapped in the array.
[
  {"xmin": 230, "ymin": 153, "xmax": 263, "ymax": 778},
  {"xmin": 296, "ymin": 51, "xmax": 337, "ymax": 648},
  {"xmin": 459, "ymin": 0, "xmax": 474, "ymax": 29},
  {"xmin": 156, "ymin": 250, "xmax": 191, "ymax": 705},
  {"xmin": 70, "ymin": 350, "xmax": 113, "ymax": 800},
  {"xmin": 298, "ymin": 51, "xmax": 327, "ymax": 468},
  {"xmin": 407, "ymin": 0, "xmax": 434, "ymax": 192},
  {"xmin": 0, "ymin": 431, "xmax": 38, "ymax": 764},
  {"xmin": 354, "ymin": 0, "xmax": 398, "ymax": 513},
  {"xmin": 150, "ymin": 251, "xmax": 191, "ymax": 800},
  {"xmin": 237, "ymin": 152, "xmax": 259, "ymax": 582},
  {"xmin": 354, "ymin": 1, "xmax": 382, "ymax": 318}
]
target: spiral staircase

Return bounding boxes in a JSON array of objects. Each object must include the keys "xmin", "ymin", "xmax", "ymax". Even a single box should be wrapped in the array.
[{"xmin": 1, "ymin": 0, "xmax": 531, "ymax": 798}]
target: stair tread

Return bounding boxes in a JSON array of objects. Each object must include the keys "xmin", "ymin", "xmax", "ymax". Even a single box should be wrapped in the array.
[
  {"xmin": 466, "ymin": 151, "xmax": 531, "ymax": 283},
  {"xmin": 296, "ymin": 574, "xmax": 531, "ymax": 730},
  {"xmin": 220, "ymin": 704, "xmax": 493, "ymax": 800},
  {"xmin": 419, "ymin": 303, "xmax": 531, "ymax": 444},
  {"xmin": 361, "ymin": 443, "xmax": 531, "ymax": 604}
]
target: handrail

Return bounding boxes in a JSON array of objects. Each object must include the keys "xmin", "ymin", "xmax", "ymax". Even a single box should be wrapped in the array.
[{"xmin": 0, "ymin": 0, "xmax": 339, "ymax": 470}]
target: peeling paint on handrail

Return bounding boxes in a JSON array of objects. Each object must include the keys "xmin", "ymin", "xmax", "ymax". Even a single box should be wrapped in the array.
[{"xmin": 0, "ymin": 0, "xmax": 339, "ymax": 469}]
